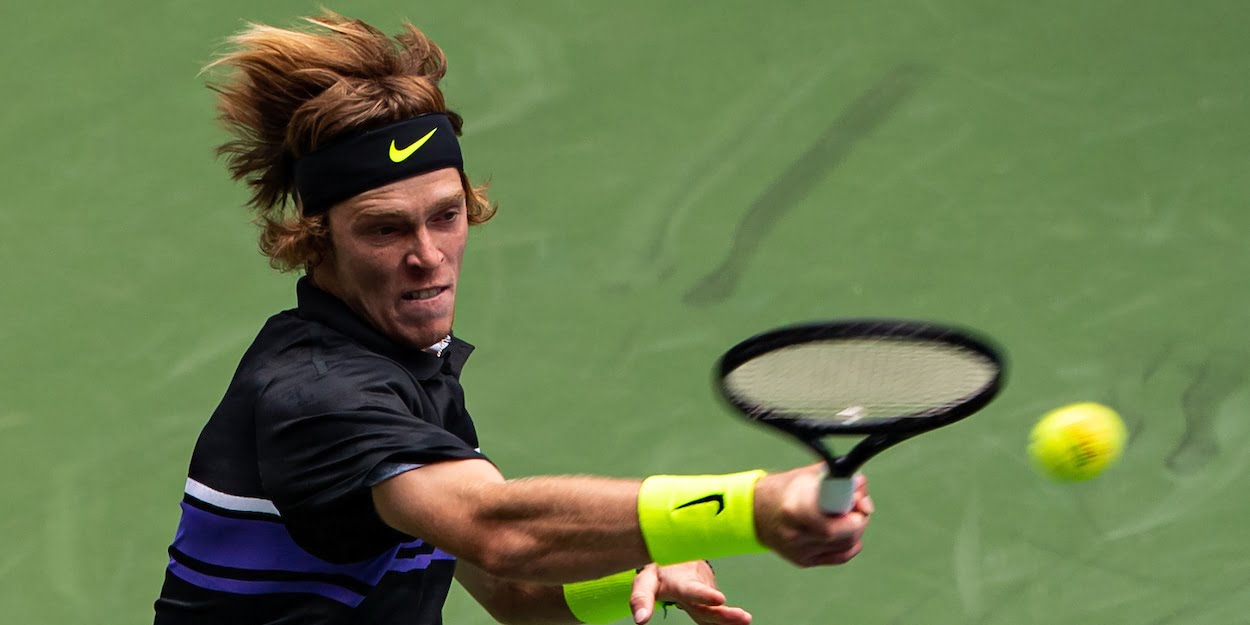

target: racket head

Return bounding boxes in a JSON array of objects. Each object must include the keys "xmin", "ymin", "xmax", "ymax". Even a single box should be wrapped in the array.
[{"xmin": 716, "ymin": 319, "xmax": 1006, "ymax": 440}]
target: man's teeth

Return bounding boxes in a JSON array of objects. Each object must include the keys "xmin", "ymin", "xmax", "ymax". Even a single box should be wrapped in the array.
[{"xmin": 404, "ymin": 288, "xmax": 442, "ymax": 301}]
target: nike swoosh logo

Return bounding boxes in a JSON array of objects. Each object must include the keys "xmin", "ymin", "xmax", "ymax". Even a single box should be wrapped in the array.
[
  {"xmin": 389, "ymin": 128, "xmax": 438, "ymax": 163},
  {"xmin": 674, "ymin": 493, "xmax": 725, "ymax": 515}
]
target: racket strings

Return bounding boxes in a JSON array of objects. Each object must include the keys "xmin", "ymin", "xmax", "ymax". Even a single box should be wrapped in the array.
[{"xmin": 723, "ymin": 338, "xmax": 998, "ymax": 422}]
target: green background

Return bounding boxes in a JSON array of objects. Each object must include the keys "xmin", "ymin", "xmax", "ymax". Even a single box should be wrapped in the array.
[{"xmin": 2, "ymin": 1, "xmax": 1247, "ymax": 623}]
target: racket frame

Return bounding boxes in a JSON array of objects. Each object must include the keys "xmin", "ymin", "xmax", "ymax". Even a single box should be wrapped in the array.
[{"xmin": 716, "ymin": 319, "xmax": 1006, "ymax": 479}]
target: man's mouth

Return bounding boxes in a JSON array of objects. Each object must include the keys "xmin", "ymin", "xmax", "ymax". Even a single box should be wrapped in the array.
[{"xmin": 402, "ymin": 287, "xmax": 447, "ymax": 301}]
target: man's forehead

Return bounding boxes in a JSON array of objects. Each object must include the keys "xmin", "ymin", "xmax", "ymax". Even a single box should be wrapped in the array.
[{"xmin": 341, "ymin": 169, "xmax": 464, "ymax": 215}]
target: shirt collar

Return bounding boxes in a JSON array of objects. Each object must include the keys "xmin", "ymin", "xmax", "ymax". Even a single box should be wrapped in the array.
[{"xmin": 295, "ymin": 277, "xmax": 474, "ymax": 379}]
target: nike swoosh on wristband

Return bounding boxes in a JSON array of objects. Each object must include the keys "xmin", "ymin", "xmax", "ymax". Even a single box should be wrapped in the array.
[
  {"xmin": 674, "ymin": 493, "xmax": 725, "ymax": 515},
  {"xmin": 389, "ymin": 128, "xmax": 438, "ymax": 163}
]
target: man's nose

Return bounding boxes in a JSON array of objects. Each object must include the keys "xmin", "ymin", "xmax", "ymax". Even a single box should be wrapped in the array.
[{"xmin": 404, "ymin": 229, "xmax": 444, "ymax": 269}]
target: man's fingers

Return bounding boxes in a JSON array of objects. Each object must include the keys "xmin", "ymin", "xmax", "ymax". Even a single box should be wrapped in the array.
[
  {"xmin": 853, "ymin": 474, "xmax": 870, "ymax": 499},
  {"xmin": 817, "ymin": 511, "xmax": 867, "ymax": 546},
  {"xmin": 831, "ymin": 541, "xmax": 863, "ymax": 563},
  {"xmin": 855, "ymin": 494, "xmax": 874, "ymax": 516},
  {"xmin": 806, "ymin": 541, "xmax": 864, "ymax": 566},
  {"xmin": 686, "ymin": 603, "xmax": 753, "ymax": 625},
  {"xmin": 663, "ymin": 580, "xmax": 725, "ymax": 607},
  {"xmin": 631, "ymin": 565, "xmax": 659, "ymax": 624}
]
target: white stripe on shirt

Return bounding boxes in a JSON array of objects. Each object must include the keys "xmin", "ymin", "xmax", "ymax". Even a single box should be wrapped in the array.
[{"xmin": 184, "ymin": 477, "xmax": 281, "ymax": 516}]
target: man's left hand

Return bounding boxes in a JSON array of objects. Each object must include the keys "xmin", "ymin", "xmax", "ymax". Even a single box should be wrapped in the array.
[{"xmin": 629, "ymin": 561, "xmax": 751, "ymax": 625}]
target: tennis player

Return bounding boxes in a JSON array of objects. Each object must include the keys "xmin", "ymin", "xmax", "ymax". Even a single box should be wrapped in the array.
[{"xmin": 153, "ymin": 11, "xmax": 872, "ymax": 625}]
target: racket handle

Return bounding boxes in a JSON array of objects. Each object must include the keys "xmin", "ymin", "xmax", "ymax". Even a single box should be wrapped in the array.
[{"xmin": 818, "ymin": 472, "xmax": 857, "ymax": 515}]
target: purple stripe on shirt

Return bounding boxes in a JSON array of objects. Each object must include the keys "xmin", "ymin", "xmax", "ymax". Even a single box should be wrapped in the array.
[
  {"xmin": 388, "ymin": 549, "xmax": 456, "ymax": 573},
  {"xmin": 168, "ymin": 559, "xmax": 365, "ymax": 607},
  {"xmin": 173, "ymin": 502, "xmax": 446, "ymax": 584}
]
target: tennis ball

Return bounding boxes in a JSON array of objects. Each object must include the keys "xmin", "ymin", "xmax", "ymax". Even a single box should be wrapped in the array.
[{"xmin": 1029, "ymin": 402, "xmax": 1126, "ymax": 482}]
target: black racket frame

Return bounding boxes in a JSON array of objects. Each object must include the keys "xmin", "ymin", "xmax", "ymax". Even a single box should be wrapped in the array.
[{"xmin": 716, "ymin": 319, "xmax": 1006, "ymax": 477}]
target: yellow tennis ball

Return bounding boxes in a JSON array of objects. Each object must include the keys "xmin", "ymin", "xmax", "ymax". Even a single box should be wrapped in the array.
[{"xmin": 1029, "ymin": 402, "xmax": 1127, "ymax": 481}]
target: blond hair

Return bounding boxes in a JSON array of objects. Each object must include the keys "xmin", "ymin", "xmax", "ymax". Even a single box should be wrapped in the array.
[{"xmin": 205, "ymin": 11, "xmax": 495, "ymax": 271}]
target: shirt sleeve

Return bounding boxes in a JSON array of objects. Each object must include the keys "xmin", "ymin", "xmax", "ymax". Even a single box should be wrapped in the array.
[
  {"xmin": 254, "ymin": 354, "xmax": 486, "ymax": 519},
  {"xmin": 366, "ymin": 462, "xmax": 425, "ymax": 487}
]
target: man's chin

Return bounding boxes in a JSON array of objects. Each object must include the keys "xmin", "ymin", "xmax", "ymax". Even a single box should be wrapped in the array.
[{"xmin": 394, "ymin": 322, "xmax": 453, "ymax": 351}]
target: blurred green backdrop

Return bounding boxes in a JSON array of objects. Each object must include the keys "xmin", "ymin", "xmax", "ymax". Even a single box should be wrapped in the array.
[{"xmin": 2, "ymin": 1, "xmax": 1248, "ymax": 623}]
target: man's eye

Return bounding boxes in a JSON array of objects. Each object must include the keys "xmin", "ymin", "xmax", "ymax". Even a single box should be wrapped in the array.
[
  {"xmin": 375, "ymin": 225, "xmax": 400, "ymax": 235},
  {"xmin": 438, "ymin": 210, "xmax": 460, "ymax": 222}
]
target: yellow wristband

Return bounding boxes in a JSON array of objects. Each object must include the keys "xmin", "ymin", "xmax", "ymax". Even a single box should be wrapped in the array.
[
  {"xmin": 637, "ymin": 470, "xmax": 768, "ymax": 565},
  {"xmin": 563, "ymin": 569, "xmax": 635, "ymax": 624}
]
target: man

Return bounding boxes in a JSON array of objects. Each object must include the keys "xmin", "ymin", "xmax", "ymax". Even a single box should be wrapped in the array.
[{"xmin": 154, "ymin": 11, "xmax": 872, "ymax": 625}]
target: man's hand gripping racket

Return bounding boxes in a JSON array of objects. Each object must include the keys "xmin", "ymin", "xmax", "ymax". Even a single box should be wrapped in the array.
[{"xmin": 717, "ymin": 319, "xmax": 1006, "ymax": 515}]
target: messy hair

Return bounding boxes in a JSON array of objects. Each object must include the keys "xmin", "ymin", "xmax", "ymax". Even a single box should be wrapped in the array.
[{"xmin": 205, "ymin": 10, "xmax": 495, "ymax": 271}]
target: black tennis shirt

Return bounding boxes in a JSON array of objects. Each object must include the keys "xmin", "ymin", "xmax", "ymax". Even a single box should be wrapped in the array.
[{"xmin": 154, "ymin": 278, "xmax": 488, "ymax": 625}]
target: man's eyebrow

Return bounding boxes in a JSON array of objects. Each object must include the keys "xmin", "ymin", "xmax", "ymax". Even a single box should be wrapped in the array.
[
  {"xmin": 354, "ymin": 207, "xmax": 409, "ymax": 220},
  {"xmin": 428, "ymin": 192, "xmax": 466, "ymax": 212},
  {"xmin": 353, "ymin": 193, "xmax": 465, "ymax": 220}
]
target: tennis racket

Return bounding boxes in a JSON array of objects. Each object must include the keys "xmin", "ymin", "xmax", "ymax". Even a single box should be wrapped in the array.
[{"xmin": 716, "ymin": 319, "xmax": 1006, "ymax": 514}]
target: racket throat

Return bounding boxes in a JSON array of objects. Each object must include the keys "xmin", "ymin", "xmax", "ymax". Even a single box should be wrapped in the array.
[{"xmin": 807, "ymin": 440, "xmax": 856, "ymax": 478}]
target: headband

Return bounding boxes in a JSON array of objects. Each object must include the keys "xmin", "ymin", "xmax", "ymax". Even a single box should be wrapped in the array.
[{"xmin": 293, "ymin": 113, "xmax": 464, "ymax": 216}]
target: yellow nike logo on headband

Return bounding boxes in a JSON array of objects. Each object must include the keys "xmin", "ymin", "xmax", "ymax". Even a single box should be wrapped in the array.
[{"xmin": 389, "ymin": 128, "xmax": 438, "ymax": 163}]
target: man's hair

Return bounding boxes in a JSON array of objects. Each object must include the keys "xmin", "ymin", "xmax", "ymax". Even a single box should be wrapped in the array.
[{"xmin": 206, "ymin": 10, "xmax": 495, "ymax": 271}]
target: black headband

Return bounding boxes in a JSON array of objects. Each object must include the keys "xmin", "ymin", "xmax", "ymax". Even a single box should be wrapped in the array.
[{"xmin": 293, "ymin": 113, "xmax": 464, "ymax": 216}]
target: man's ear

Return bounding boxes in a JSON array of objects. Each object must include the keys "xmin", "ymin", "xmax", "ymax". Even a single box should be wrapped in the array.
[{"xmin": 305, "ymin": 215, "xmax": 336, "ymax": 275}]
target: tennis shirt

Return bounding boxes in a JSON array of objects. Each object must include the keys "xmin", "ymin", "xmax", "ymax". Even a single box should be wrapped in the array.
[{"xmin": 154, "ymin": 278, "xmax": 488, "ymax": 624}]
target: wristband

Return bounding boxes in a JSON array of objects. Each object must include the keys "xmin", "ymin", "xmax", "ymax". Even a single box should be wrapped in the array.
[
  {"xmin": 563, "ymin": 569, "xmax": 635, "ymax": 624},
  {"xmin": 636, "ymin": 470, "xmax": 767, "ymax": 565}
]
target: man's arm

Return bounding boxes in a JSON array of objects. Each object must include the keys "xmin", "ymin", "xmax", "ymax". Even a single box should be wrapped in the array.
[
  {"xmin": 454, "ymin": 560, "xmax": 577, "ymax": 625},
  {"xmin": 372, "ymin": 459, "xmax": 870, "ymax": 583},
  {"xmin": 373, "ymin": 458, "xmax": 647, "ymax": 583},
  {"xmin": 455, "ymin": 559, "xmax": 754, "ymax": 625}
]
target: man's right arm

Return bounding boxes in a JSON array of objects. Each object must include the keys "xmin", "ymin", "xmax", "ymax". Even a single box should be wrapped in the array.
[
  {"xmin": 372, "ymin": 458, "xmax": 649, "ymax": 583},
  {"xmin": 370, "ymin": 459, "xmax": 871, "ymax": 584}
]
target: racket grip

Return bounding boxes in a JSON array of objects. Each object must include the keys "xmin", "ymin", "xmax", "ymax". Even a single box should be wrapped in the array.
[{"xmin": 818, "ymin": 473, "xmax": 857, "ymax": 515}]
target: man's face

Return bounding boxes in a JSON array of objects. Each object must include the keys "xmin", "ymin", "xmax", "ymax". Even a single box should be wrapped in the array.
[{"xmin": 312, "ymin": 168, "xmax": 468, "ymax": 350}]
